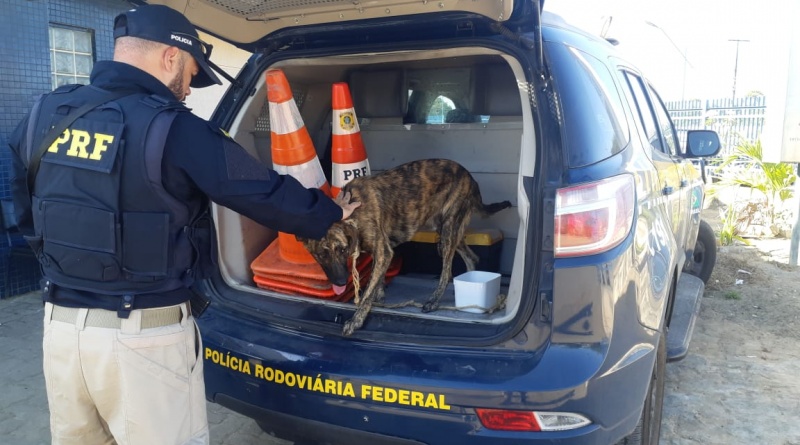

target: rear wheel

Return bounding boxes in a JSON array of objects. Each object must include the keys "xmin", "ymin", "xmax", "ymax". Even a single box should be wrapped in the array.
[
  {"xmin": 684, "ymin": 219, "xmax": 716, "ymax": 284},
  {"xmin": 615, "ymin": 334, "xmax": 666, "ymax": 445}
]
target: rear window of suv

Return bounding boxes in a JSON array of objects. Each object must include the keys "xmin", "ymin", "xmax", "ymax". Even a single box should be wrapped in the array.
[{"xmin": 546, "ymin": 42, "xmax": 630, "ymax": 168}]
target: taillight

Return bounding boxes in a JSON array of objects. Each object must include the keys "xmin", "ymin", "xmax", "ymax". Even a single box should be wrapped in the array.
[
  {"xmin": 476, "ymin": 408, "xmax": 541, "ymax": 432},
  {"xmin": 555, "ymin": 174, "xmax": 635, "ymax": 257},
  {"xmin": 475, "ymin": 408, "xmax": 592, "ymax": 432}
]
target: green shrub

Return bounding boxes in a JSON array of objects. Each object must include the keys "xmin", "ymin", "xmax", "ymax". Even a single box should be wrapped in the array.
[{"xmin": 709, "ymin": 137, "xmax": 796, "ymax": 237}]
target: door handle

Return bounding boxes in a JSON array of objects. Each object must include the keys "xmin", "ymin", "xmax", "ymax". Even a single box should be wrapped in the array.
[{"xmin": 662, "ymin": 186, "xmax": 674, "ymax": 195}]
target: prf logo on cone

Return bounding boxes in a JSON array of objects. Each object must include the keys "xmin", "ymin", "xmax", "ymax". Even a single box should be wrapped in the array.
[{"xmin": 338, "ymin": 111, "xmax": 357, "ymax": 132}]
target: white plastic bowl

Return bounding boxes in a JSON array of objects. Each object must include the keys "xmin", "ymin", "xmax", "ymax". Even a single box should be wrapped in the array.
[{"xmin": 453, "ymin": 271, "xmax": 501, "ymax": 313}]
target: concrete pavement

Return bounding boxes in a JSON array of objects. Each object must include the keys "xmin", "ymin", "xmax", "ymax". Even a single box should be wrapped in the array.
[{"xmin": 0, "ymin": 292, "xmax": 289, "ymax": 445}]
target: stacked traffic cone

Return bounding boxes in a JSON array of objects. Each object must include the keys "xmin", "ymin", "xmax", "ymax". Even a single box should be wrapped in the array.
[
  {"xmin": 253, "ymin": 255, "xmax": 403, "ymax": 301},
  {"xmin": 330, "ymin": 82, "xmax": 370, "ymax": 197},
  {"xmin": 253, "ymin": 255, "xmax": 375, "ymax": 301},
  {"xmin": 267, "ymin": 69, "xmax": 331, "ymax": 264},
  {"xmin": 252, "ymin": 69, "xmax": 361, "ymax": 300}
]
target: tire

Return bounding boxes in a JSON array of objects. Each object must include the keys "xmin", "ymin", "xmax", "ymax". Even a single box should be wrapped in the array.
[
  {"xmin": 684, "ymin": 219, "xmax": 716, "ymax": 284},
  {"xmin": 615, "ymin": 334, "xmax": 667, "ymax": 445}
]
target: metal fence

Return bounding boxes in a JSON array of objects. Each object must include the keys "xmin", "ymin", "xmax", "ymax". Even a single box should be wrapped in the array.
[{"xmin": 666, "ymin": 96, "xmax": 766, "ymax": 156}]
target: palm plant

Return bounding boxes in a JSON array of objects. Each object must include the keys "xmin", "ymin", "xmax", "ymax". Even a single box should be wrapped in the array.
[
  {"xmin": 716, "ymin": 201, "xmax": 750, "ymax": 246},
  {"xmin": 709, "ymin": 137, "xmax": 796, "ymax": 237}
]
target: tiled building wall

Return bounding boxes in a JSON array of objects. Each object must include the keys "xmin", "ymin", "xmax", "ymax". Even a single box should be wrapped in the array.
[{"xmin": 0, "ymin": 0, "xmax": 131, "ymax": 298}]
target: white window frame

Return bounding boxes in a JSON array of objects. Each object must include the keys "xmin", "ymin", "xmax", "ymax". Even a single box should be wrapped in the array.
[{"xmin": 49, "ymin": 25, "xmax": 95, "ymax": 89}]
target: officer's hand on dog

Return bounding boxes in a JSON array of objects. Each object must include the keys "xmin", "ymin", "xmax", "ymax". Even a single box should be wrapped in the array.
[{"xmin": 335, "ymin": 191, "xmax": 361, "ymax": 220}]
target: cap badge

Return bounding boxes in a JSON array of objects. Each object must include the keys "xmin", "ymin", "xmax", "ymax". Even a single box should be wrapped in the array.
[{"xmin": 170, "ymin": 34, "xmax": 193, "ymax": 46}]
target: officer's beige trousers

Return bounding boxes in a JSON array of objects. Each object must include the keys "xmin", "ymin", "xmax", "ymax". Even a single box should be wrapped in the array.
[{"xmin": 42, "ymin": 302, "xmax": 209, "ymax": 445}]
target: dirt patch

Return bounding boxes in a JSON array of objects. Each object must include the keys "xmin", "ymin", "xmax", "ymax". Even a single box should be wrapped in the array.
[{"xmin": 661, "ymin": 200, "xmax": 800, "ymax": 445}]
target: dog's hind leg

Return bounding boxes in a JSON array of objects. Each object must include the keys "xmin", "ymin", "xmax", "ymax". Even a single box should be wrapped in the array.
[
  {"xmin": 456, "ymin": 242, "xmax": 479, "ymax": 271},
  {"xmin": 436, "ymin": 221, "xmax": 477, "ymax": 272},
  {"xmin": 423, "ymin": 205, "xmax": 472, "ymax": 313},
  {"xmin": 343, "ymin": 240, "xmax": 394, "ymax": 336}
]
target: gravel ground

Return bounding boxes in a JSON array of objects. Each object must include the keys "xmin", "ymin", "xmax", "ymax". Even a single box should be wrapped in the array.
[{"xmin": 660, "ymin": 202, "xmax": 800, "ymax": 445}]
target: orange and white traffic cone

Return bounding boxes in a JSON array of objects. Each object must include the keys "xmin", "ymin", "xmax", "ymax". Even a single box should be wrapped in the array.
[
  {"xmin": 266, "ymin": 69, "xmax": 331, "ymax": 264},
  {"xmin": 330, "ymin": 82, "xmax": 370, "ymax": 198}
]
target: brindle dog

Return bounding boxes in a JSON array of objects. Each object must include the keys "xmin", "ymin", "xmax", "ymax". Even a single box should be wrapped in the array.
[{"xmin": 299, "ymin": 159, "xmax": 512, "ymax": 336}]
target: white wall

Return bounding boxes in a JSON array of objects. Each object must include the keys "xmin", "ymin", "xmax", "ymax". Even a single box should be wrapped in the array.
[{"xmin": 185, "ymin": 32, "xmax": 251, "ymax": 120}]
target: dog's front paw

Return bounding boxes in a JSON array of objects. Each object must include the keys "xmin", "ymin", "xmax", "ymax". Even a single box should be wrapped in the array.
[{"xmin": 421, "ymin": 300, "xmax": 440, "ymax": 313}]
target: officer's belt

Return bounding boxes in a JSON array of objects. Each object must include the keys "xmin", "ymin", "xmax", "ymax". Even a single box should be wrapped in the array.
[{"xmin": 51, "ymin": 303, "xmax": 185, "ymax": 329}]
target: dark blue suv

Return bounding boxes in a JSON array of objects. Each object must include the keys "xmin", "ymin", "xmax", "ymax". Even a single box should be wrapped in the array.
[{"xmin": 142, "ymin": 1, "xmax": 720, "ymax": 443}]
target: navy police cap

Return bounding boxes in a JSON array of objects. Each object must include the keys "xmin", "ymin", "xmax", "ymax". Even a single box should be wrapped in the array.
[{"xmin": 113, "ymin": 4, "xmax": 222, "ymax": 88}]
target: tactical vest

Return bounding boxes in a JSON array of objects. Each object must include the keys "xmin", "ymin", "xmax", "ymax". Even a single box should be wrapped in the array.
[{"xmin": 24, "ymin": 84, "xmax": 212, "ymax": 296}]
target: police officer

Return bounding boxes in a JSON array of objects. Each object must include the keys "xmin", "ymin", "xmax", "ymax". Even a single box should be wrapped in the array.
[{"xmin": 7, "ymin": 5, "xmax": 359, "ymax": 445}]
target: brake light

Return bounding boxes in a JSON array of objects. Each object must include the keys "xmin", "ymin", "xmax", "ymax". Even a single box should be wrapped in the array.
[
  {"xmin": 555, "ymin": 174, "xmax": 635, "ymax": 257},
  {"xmin": 475, "ymin": 408, "xmax": 541, "ymax": 431},
  {"xmin": 475, "ymin": 409, "xmax": 592, "ymax": 432}
]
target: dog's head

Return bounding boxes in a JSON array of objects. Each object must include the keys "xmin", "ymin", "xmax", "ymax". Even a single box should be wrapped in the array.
[{"xmin": 298, "ymin": 220, "xmax": 360, "ymax": 286}]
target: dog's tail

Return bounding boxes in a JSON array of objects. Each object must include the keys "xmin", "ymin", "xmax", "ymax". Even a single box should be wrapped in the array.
[{"xmin": 479, "ymin": 200, "xmax": 512, "ymax": 216}]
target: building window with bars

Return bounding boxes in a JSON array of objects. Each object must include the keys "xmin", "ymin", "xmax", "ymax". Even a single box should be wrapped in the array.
[{"xmin": 49, "ymin": 25, "xmax": 95, "ymax": 89}]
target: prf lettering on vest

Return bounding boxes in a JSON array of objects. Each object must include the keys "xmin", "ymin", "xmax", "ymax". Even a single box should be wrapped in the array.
[
  {"xmin": 342, "ymin": 166, "xmax": 369, "ymax": 181},
  {"xmin": 48, "ymin": 128, "xmax": 114, "ymax": 161}
]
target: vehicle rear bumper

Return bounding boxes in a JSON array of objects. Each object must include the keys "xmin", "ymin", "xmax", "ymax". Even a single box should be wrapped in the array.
[
  {"xmin": 209, "ymin": 375, "xmax": 645, "ymax": 445},
  {"xmin": 200, "ymin": 307, "xmax": 655, "ymax": 445}
]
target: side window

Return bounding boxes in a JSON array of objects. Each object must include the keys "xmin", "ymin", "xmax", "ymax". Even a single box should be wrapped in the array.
[
  {"xmin": 405, "ymin": 68, "xmax": 486, "ymax": 124},
  {"xmin": 648, "ymin": 86, "xmax": 679, "ymax": 156},
  {"xmin": 427, "ymin": 95, "xmax": 458, "ymax": 124},
  {"xmin": 546, "ymin": 42, "xmax": 630, "ymax": 167},
  {"xmin": 622, "ymin": 72, "xmax": 664, "ymax": 154},
  {"xmin": 49, "ymin": 25, "xmax": 95, "ymax": 89}
]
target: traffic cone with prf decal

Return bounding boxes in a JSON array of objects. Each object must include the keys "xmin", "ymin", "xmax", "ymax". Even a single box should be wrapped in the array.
[
  {"xmin": 267, "ymin": 69, "xmax": 330, "ymax": 264},
  {"xmin": 330, "ymin": 82, "xmax": 370, "ymax": 198}
]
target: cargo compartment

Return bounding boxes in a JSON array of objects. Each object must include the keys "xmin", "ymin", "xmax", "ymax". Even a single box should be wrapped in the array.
[
  {"xmin": 214, "ymin": 47, "xmax": 534, "ymax": 328},
  {"xmin": 396, "ymin": 229, "xmax": 505, "ymax": 277}
]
